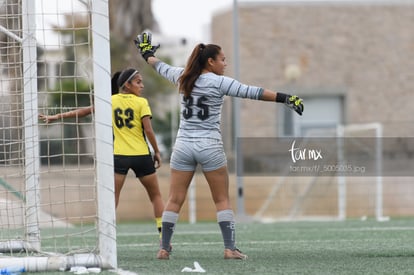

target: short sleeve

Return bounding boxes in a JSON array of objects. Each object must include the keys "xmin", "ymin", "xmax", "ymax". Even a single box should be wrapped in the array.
[{"xmin": 140, "ymin": 98, "xmax": 152, "ymax": 119}]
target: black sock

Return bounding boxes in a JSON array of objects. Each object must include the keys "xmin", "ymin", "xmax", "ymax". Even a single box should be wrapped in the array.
[
  {"xmin": 161, "ymin": 211, "xmax": 179, "ymax": 251},
  {"xmin": 217, "ymin": 209, "xmax": 236, "ymax": 250}
]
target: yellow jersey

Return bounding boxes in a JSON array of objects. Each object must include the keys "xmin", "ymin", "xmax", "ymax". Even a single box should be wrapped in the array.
[{"xmin": 112, "ymin": 93, "xmax": 152, "ymax": 156}]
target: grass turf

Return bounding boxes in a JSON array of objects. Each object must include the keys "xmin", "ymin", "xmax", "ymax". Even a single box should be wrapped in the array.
[
  {"xmin": 9, "ymin": 218, "xmax": 414, "ymax": 274},
  {"xmin": 114, "ymin": 218, "xmax": 414, "ymax": 274}
]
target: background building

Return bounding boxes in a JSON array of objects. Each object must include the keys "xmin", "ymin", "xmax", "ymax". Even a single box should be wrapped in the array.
[{"xmin": 212, "ymin": 1, "xmax": 414, "ymax": 145}]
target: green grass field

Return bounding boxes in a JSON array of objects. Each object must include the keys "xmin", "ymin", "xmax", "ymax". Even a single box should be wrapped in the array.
[
  {"xmin": 109, "ymin": 218, "xmax": 414, "ymax": 274},
  {"xmin": 22, "ymin": 218, "xmax": 413, "ymax": 274}
]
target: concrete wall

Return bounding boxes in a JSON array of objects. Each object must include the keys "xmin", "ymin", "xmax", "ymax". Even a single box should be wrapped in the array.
[{"xmin": 211, "ymin": 2, "xmax": 414, "ymax": 141}]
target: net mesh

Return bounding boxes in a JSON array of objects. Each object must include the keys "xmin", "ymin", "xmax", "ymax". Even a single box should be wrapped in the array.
[{"xmin": 0, "ymin": 0, "xmax": 110, "ymax": 265}]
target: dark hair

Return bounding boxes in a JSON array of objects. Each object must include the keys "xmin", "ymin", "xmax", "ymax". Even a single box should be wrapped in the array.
[
  {"xmin": 112, "ymin": 68, "xmax": 139, "ymax": 94},
  {"xmin": 111, "ymin": 71, "xmax": 121, "ymax": 95},
  {"xmin": 178, "ymin": 43, "xmax": 221, "ymax": 97}
]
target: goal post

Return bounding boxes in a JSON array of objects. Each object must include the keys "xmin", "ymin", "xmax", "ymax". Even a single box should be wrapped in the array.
[
  {"xmin": 336, "ymin": 122, "xmax": 387, "ymax": 222},
  {"xmin": 92, "ymin": 0, "xmax": 117, "ymax": 267},
  {"xmin": 250, "ymin": 123, "xmax": 386, "ymax": 222},
  {"xmin": 22, "ymin": 0, "xmax": 41, "ymax": 253},
  {"xmin": 0, "ymin": 0, "xmax": 116, "ymax": 270}
]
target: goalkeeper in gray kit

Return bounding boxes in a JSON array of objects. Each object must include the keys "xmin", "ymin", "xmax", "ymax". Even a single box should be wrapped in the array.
[{"xmin": 134, "ymin": 31, "xmax": 304, "ymax": 260}]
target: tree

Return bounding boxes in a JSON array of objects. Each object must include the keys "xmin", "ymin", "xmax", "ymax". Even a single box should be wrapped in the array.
[
  {"xmin": 109, "ymin": 0, "xmax": 157, "ymax": 71},
  {"xmin": 108, "ymin": 0, "xmax": 177, "ymax": 142}
]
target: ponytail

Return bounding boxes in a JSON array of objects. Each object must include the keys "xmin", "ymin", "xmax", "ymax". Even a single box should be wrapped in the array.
[
  {"xmin": 179, "ymin": 43, "xmax": 221, "ymax": 97},
  {"xmin": 111, "ymin": 71, "xmax": 121, "ymax": 95}
]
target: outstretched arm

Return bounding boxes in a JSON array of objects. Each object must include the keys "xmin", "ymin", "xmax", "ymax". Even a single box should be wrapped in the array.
[
  {"xmin": 135, "ymin": 31, "xmax": 183, "ymax": 85},
  {"xmin": 222, "ymin": 78, "xmax": 304, "ymax": 116},
  {"xmin": 39, "ymin": 105, "xmax": 94, "ymax": 123},
  {"xmin": 261, "ymin": 89, "xmax": 278, "ymax": 101}
]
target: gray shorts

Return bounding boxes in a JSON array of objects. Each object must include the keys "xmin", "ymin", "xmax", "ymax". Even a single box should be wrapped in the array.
[{"xmin": 170, "ymin": 138, "xmax": 227, "ymax": 172}]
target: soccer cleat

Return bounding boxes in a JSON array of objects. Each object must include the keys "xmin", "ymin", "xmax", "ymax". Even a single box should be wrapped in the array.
[
  {"xmin": 157, "ymin": 248, "xmax": 170, "ymax": 260},
  {"xmin": 224, "ymin": 248, "xmax": 248, "ymax": 260}
]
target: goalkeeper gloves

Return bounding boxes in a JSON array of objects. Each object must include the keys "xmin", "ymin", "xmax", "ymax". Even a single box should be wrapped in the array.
[
  {"xmin": 276, "ymin": 93, "xmax": 304, "ymax": 116},
  {"xmin": 134, "ymin": 31, "xmax": 160, "ymax": 62}
]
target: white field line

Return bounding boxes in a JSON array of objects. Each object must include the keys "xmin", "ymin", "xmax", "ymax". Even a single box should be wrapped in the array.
[
  {"xmin": 117, "ymin": 226, "xmax": 414, "ymax": 237},
  {"xmin": 115, "ymin": 226, "xmax": 414, "ymax": 248},
  {"xmin": 117, "ymin": 230, "xmax": 219, "ymax": 237},
  {"xmin": 40, "ymin": 236, "xmax": 405, "ymax": 251},
  {"xmin": 38, "ymin": 226, "xmax": 413, "ymax": 250},
  {"xmin": 327, "ymin": 226, "xmax": 414, "ymax": 231},
  {"xmin": 117, "ymin": 238, "xmax": 405, "ymax": 248}
]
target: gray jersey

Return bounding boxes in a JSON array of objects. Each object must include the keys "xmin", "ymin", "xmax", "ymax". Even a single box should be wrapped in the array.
[{"xmin": 155, "ymin": 61, "xmax": 264, "ymax": 140}]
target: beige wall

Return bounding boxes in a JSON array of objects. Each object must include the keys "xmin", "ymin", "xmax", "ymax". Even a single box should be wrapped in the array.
[
  {"xmin": 1, "ymin": 164, "xmax": 405, "ymax": 223},
  {"xmin": 115, "ymin": 165, "xmax": 414, "ymax": 221}
]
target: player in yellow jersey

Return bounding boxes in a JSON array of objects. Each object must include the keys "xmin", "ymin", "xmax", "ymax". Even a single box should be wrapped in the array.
[
  {"xmin": 39, "ymin": 69, "xmax": 165, "ymax": 240},
  {"xmin": 111, "ymin": 68, "xmax": 164, "ymax": 238}
]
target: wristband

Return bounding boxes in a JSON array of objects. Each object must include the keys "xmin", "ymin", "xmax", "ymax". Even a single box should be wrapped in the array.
[
  {"xmin": 143, "ymin": 52, "xmax": 154, "ymax": 62},
  {"xmin": 275, "ymin": 92, "xmax": 288, "ymax": 103}
]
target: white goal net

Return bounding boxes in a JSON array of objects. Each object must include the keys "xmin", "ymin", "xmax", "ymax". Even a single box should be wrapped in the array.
[{"xmin": 0, "ymin": 0, "xmax": 115, "ymax": 270}]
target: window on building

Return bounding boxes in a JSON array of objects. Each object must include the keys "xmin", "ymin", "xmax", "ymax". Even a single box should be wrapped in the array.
[{"xmin": 280, "ymin": 95, "xmax": 344, "ymax": 137}]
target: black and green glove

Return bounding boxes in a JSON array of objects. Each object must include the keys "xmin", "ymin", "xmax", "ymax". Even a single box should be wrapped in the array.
[
  {"xmin": 276, "ymin": 93, "xmax": 304, "ymax": 116},
  {"xmin": 134, "ymin": 31, "xmax": 160, "ymax": 62}
]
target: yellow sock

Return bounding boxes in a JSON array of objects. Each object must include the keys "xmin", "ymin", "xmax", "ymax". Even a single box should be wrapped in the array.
[{"xmin": 156, "ymin": 217, "xmax": 162, "ymax": 239}]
